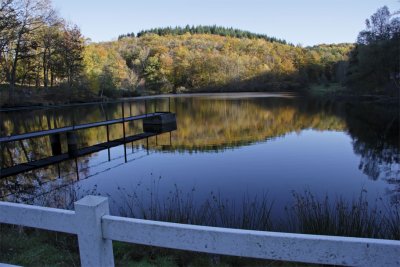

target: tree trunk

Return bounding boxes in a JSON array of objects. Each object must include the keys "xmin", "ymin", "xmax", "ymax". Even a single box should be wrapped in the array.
[
  {"xmin": 50, "ymin": 70, "xmax": 54, "ymax": 87},
  {"xmin": 9, "ymin": 42, "xmax": 20, "ymax": 103},
  {"xmin": 35, "ymin": 65, "xmax": 40, "ymax": 88},
  {"xmin": 43, "ymin": 49, "xmax": 48, "ymax": 88},
  {"xmin": 9, "ymin": 26, "xmax": 24, "ymax": 104}
]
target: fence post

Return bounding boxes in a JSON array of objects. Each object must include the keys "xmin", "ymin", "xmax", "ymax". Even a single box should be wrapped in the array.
[{"xmin": 74, "ymin": 196, "xmax": 114, "ymax": 267}]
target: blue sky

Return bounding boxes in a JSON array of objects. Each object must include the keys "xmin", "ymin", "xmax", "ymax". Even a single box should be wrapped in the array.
[{"xmin": 52, "ymin": 0, "xmax": 399, "ymax": 46}]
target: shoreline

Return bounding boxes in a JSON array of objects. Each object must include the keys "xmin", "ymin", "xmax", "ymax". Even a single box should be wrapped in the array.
[
  {"xmin": 1, "ymin": 88, "xmax": 398, "ymax": 111},
  {"xmin": 0, "ymin": 91, "xmax": 297, "ymax": 111}
]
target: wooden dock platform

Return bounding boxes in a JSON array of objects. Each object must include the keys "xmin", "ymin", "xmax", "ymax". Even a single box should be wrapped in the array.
[
  {"xmin": 0, "ymin": 132, "xmax": 159, "ymax": 178},
  {"xmin": 0, "ymin": 112, "xmax": 169, "ymax": 143},
  {"xmin": 1, "ymin": 110, "xmax": 177, "ymax": 178}
]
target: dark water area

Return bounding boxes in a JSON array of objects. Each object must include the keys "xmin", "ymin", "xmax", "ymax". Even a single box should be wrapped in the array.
[{"xmin": 1, "ymin": 93, "xmax": 399, "ymax": 232}]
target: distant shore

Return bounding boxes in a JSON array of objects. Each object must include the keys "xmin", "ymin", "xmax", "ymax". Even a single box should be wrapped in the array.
[{"xmin": 0, "ymin": 84, "xmax": 397, "ymax": 110}]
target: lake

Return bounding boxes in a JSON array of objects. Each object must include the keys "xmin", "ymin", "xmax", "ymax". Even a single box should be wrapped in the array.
[{"xmin": 1, "ymin": 93, "xmax": 399, "ymax": 234}]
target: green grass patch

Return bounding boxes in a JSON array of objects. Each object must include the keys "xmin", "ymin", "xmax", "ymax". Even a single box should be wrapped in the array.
[
  {"xmin": 0, "ymin": 225, "xmax": 80, "ymax": 266},
  {"xmin": 1, "ymin": 188, "xmax": 398, "ymax": 266},
  {"xmin": 1, "ymin": 225, "xmax": 321, "ymax": 267}
]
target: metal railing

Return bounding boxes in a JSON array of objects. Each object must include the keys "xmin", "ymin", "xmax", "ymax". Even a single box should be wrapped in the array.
[{"xmin": 1, "ymin": 196, "xmax": 399, "ymax": 267}]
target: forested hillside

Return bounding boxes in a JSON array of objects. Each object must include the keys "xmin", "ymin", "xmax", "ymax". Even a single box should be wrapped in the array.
[
  {"xmin": 84, "ymin": 33, "xmax": 352, "ymax": 96},
  {"xmin": 120, "ymin": 25, "xmax": 291, "ymax": 45},
  {"xmin": 0, "ymin": 0, "xmax": 398, "ymax": 104}
]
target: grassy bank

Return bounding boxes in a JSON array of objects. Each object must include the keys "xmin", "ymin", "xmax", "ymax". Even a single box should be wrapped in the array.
[
  {"xmin": 0, "ymin": 225, "xmax": 79, "ymax": 267},
  {"xmin": 1, "ymin": 225, "xmax": 320, "ymax": 267},
  {"xmin": 307, "ymin": 83, "xmax": 399, "ymax": 105}
]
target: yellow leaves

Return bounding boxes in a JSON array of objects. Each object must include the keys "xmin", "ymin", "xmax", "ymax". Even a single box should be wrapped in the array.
[
  {"xmin": 150, "ymin": 45, "xmax": 168, "ymax": 56},
  {"xmin": 261, "ymin": 64, "xmax": 271, "ymax": 72},
  {"xmin": 309, "ymin": 51, "xmax": 321, "ymax": 62},
  {"xmin": 174, "ymin": 45, "xmax": 190, "ymax": 58},
  {"xmin": 86, "ymin": 34, "xmax": 353, "ymax": 92},
  {"xmin": 159, "ymin": 54, "xmax": 173, "ymax": 76},
  {"xmin": 83, "ymin": 43, "xmax": 133, "ymax": 92}
]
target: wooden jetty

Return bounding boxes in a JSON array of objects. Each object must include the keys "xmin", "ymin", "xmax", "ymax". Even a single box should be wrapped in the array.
[
  {"xmin": 0, "ymin": 111, "xmax": 177, "ymax": 178},
  {"xmin": 0, "ymin": 132, "xmax": 160, "ymax": 178},
  {"xmin": 0, "ymin": 112, "xmax": 171, "ymax": 143}
]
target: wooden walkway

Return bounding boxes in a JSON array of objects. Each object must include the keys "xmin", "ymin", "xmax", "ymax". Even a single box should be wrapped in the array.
[
  {"xmin": 0, "ymin": 112, "xmax": 168, "ymax": 143},
  {"xmin": 0, "ymin": 132, "xmax": 159, "ymax": 178}
]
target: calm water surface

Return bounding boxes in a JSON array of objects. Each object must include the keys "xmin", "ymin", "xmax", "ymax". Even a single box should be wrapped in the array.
[{"xmin": 1, "ymin": 93, "xmax": 399, "ymax": 225}]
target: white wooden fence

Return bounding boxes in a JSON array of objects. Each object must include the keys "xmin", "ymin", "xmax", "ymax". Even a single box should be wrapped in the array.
[{"xmin": 1, "ymin": 195, "xmax": 399, "ymax": 267}]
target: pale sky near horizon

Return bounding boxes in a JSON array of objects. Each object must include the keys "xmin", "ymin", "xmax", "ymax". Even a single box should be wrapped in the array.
[{"xmin": 52, "ymin": 0, "xmax": 399, "ymax": 46}]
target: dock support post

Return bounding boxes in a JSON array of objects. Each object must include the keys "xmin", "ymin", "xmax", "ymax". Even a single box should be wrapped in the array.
[
  {"xmin": 53, "ymin": 112, "xmax": 58, "ymax": 128},
  {"xmin": 121, "ymin": 102, "xmax": 126, "ymax": 139},
  {"xmin": 174, "ymin": 98, "xmax": 177, "ymax": 116},
  {"xmin": 74, "ymin": 196, "xmax": 114, "ymax": 267},
  {"xmin": 50, "ymin": 133, "xmax": 62, "ymax": 156},
  {"xmin": 106, "ymin": 125, "xmax": 110, "ymax": 161},
  {"xmin": 104, "ymin": 108, "xmax": 111, "ymax": 161},
  {"xmin": 122, "ymin": 102, "xmax": 127, "ymax": 162},
  {"xmin": 71, "ymin": 110, "xmax": 76, "ymax": 129},
  {"xmin": 75, "ymin": 157, "xmax": 79, "ymax": 180},
  {"xmin": 131, "ymin": 121, "xmax": 134, "ymax": 153},
  {"xmin": 67, "ymin": 131, "xmax": 78, "ymax": 158},
  {"xmin": 124, "ymin": 143, "xmax": 127, "ymax": 163}
]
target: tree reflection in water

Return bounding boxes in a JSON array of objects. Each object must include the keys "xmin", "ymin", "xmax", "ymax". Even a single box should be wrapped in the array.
[{"xmin": 0, "ymin": 95, "xmax": 399, "ymax": 206}]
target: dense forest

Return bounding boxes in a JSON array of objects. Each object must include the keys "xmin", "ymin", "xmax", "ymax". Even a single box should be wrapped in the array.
[
  {"xmin": 85, "ymin": 34, "xmax": 353, "ymax": 95},
  {"xmin": 0, "ymin": 0, "xmax": 399, "ymax": 104},
  {"xmin": 120, "ymin": 25, "xmax": 292, "ymax": 45},
  {"xmin": 0, "ymin": 0, "xmax": 84, "ymax": 90},
  {"xmin": 347, "ymin": 6, "xmax": 400, "ymax": 93}
]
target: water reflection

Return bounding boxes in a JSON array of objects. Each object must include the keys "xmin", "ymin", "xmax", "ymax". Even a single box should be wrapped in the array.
[
  {"xmin": 0, "ymin": 94, "xmax": 399, "ymax": 215},
  {"xmin": 343, "ymin": 102, "xmax": 400, "ymax": 204}
]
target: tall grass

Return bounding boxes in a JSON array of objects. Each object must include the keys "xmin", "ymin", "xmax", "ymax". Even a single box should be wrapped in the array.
[
  {"xmin": 117, "ymin": 180, "xmax": 274, "ymax": 231},
  {"xmin": 286, "ymin": 190, "xmax": 383, "ymax": 238},
  {"xmin": 16, "ymin": 175, "xmax": 399, "ymax": 240},
  {"xmin": 381, "ymin": 202, "xmax": 400, "ymax": 240},
  {"xmin": 116, "ymin": 180, "xmax": 399, "ymax": 240},
  {"xmin": 2, "ymin": 182, "xmax": 399, "ymax": 266}
]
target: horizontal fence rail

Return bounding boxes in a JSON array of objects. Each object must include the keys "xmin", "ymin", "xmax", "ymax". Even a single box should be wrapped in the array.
[
  {"xmin": 1, "ymin": 196, "xmax": 399, "ymax": 267},
  {"xmin": 102, "ymin": 215, "xmax": 400, "ymax": 266},
  {"xmin": 0, "ymin": 201, "xmax": 76, "ymax": 234}
]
